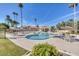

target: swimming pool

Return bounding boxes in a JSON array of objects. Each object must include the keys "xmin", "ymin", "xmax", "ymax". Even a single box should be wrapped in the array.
[
  {"xmin": 25, "ymin": 32, "xmax": 65, "ymax": 40},
  {"xmin": 25, "ymin": 32, "xmax": 51, "ymax": 40}
]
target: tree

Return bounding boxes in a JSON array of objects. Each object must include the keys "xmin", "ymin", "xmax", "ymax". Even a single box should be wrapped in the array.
[
  {"xmin": 5, "ymin": 15, "xmax": 11, "ymax": 27},
  {"xmin": 66, "ymin": 19, "xmax": 74, "ymax": 27},
  {"xmin": 34, "ymin": 18, "xmax": 38, "ymax": 27},
  {"xmin": 60, "ymin": 21, "xmax": 65, "ymax": 27},
  {"xmin": 15, "ymin": 13, "xmax": 18, "ymax": 28},
  {"xmin": 68, "ymin": 3, "xmax": 78, "ymax": 33},
  {"xmin": 0, "ymin": 23, "xmax": 9, "ymax": 29},
  {"xmin": 34, "ymin": 18, "xmax": 39, "ymax": 31},
  {"xmin": 31, "ymin": 43, "xmax": 61, "ymax": 56},
  {"xmin": 13, "ymin": 12, "xmax": 18, "ymax": 20},
  {"xmin": 51, "ymin": 26, "xmax": 56, "ymax": 32},
  {"xmin": 15, "ymin": 13, "xmax": 18, "ymax": 20},
  {"xmin": 18, "ymin": 3, "xmax": 23, "ymax": 27},
  {"xmin": 11, "ymin": 20, "xmax": 19, "ymax": 28},
  {"xmin": 5, "ymin": 15, "xmax": 14, "ymax": 28},
  {"xmin": 13, "ymin": 12, "xmax": 18, "ymax": 28},
  {"xmin": 0, "ymin": 23, "xmax": 8, "ymax": 38},
  {"xmin": 13, "ymin": 12, "xmax": 16, "ymax": 20},
  {"xmin": 56, "ymin": 21, "xmax": 65, "ymax": 30},
  {"xmin": 56, "ymin": 23, "xmax": 61, "ymax": 30}
]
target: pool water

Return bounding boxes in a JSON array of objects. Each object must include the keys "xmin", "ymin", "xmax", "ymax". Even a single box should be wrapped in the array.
[
  {"xmin": 25, "ymin": 32, "xmax": 50, "ymax": 40},
  {"xmin": 25, "ymin": 32, "xmax": 65, "ymax": 40}
]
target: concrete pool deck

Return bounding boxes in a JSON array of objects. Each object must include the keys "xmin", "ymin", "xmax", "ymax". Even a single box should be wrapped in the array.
[{"xmin": 6, "ymin": 33, "xmax": 79, "ymax": 56}]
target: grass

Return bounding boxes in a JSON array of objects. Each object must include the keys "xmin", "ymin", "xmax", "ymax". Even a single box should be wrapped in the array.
[{"xmin": 0, "ymin": 38, "xmax": 28, "ymax": 56}]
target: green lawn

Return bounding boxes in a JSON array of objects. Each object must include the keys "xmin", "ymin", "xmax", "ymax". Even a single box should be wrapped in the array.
[{"xmin": 0, "ymin": 38, "xmax": 28, "ymax": 56}]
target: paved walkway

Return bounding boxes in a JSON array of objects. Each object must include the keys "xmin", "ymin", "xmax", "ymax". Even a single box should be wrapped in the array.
[{"xmin": 6, "ymin": 33, "xmax": 79, "ymax": 56}]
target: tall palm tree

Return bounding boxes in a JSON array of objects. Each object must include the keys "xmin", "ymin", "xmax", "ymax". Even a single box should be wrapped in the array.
[
  {"xmin": 5, "ymin": 15, "xmax": 11, "ymax": 27},
  {"xmin": 13, "ymin": 12, "xmax": 16, "ymax": 21},
  {"xmin": 34, "ymin": 18, "xmax": 39, "ymax": 31},
  {"xmin": 15, "ymin": 13, "xmax": 18, "ymax": 28},
  {"xmin": 34, "ymin": 18, "xmax": 37, "ymax": 27},
  {"xmin": 68, "ymin": 3, "xmax": 78, "ymax": 34},
  {"xmin": 12, "ymin": 20, "xmax": 19, "ymax": 27},
  {"xmin": 18, "ymin": 3, "xmax": 23, "ymax": 28},
  {"xmin": 13, "ymin": 12, "xmax": 18, "ymax": 28},
  {"xmin": 15, "ymin": 13, "xmax": 18, "ymax": 20},
  {"xmin": 13, "ymin": 12, "xmax": 18, "ymax": 20}
]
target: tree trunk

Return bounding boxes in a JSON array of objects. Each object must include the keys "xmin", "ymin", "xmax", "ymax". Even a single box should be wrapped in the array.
[
  {"xmin": 21, "ymin": 8, "xmax": 23, "ymax": 27},
  {"xmin": 4, "ymin": 29, "xmax": 6, "ymax": 39}
]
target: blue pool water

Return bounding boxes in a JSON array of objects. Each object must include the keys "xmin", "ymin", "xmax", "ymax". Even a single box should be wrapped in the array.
[
  {"xmin": 25, "ymin": 32, "xmax": 65, "ymax": 40},
  {"xmin": 25, "ymin": 32, "xmax": 50, "ymax": 40}
]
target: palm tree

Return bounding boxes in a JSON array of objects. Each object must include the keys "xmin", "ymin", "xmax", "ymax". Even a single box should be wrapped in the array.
[
  {"xmin": 66, "ymin": 19, "xmax": 74, "ymax": 27},
  {"xmin": 5, "ymin": 15, "xmax": 11, "ymax": 27},
  {"xmin": 34, "ymin": 18, "xmax": 37, "ymax": 27},
  {"xmin": 13, "ymin": 12, "xmax": 16, "ymax": 20},
  {"xmin": 51, "ymin": 26, "xmax": 56, "ymax": 32},
  {"xmin": 15, "ymin": 13, "xmax": 18, "ymax": 20},
  {"xmin": 13, "ymin": 12, "xmax": 18, "ymax": 20},
  {"xmin": 15, "ymin": 13, "xmax": 18, "ymax": 28},
  {"xmin": 13, "ymin": 12, "xmax": 18, "ymax": 28},
  {"xmin": 12, "ymin": 20, "xmax": 19, "ymax": 28},
  {"xmin": 6, "ymin": 15, "xmax": 10, "ymax": 25},
  {"xmin": 56, "ymin": 21, "xmax": 65, "ymax": 30},
  {"xmin": 56, "ymin": 23, "xmax": 61, "ymax": 30},
  {"xmin": 18, "ymin": 3, "xmax": 23, "ymax": 27},
  {"xmin": 68, "ymin": 3, "xmax": 78, "ymax": 33},
  {"xmin": 61, "ymin": 21, "xmax": 65, "ymax": 27},
  {"xmin": 34, "ymin": 18, "xmax": 39, "ymax": 31}
]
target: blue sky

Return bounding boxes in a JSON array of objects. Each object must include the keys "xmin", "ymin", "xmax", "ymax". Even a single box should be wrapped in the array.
[{"xmin": 0, "ymin": 3, "xmax": 79, "ymax": 26}]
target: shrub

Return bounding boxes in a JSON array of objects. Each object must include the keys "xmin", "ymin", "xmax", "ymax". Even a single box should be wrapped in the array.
[
  {"xmin": 9, "ymin": 29, "xmax": 14, "ymax": 33},
  {"xmin": 41, "ymin": 28, "xmax": 49, "ymax": 32},
  {"xmin": 31, "ymin": 43, "xmax": 60, "ymax": 56}
]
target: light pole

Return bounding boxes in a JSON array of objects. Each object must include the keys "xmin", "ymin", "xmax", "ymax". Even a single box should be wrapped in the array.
[
  {"xmin": 74, "ymin": 4, "xmax": 77, "ymax": 34},
  {"xmin": 69, "ymin": 3, "xmax": 78, "ymax": 34}
]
